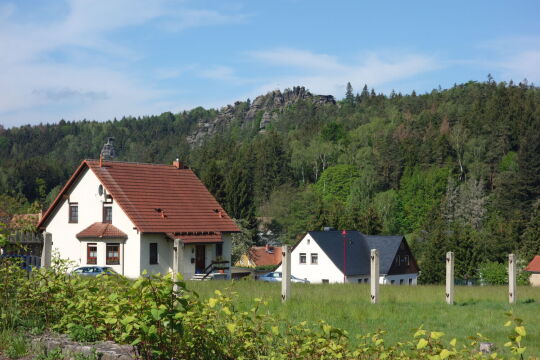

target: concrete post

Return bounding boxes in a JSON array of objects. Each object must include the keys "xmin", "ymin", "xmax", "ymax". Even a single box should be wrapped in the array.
[
  {"xmin": 40, "ymin": 232, "xmax": 52, "ymax": 268},
  {"xmin": 173, "ymin": 238, "xmax": 184, "ymax": 291},
  {"xmin": 370, "ymin": 249, "xmax": 379, "ymax": 304},
  {"xmin": 509, "ymin": 254, "xmax": 516, "ymax": 304},
  {"xmin": 445, "ymin": 251, "xmax": 454, "ymax": 305},
  {"xmin": 281, "ymin": 245, "xmax": 291, "ymax": 303}
]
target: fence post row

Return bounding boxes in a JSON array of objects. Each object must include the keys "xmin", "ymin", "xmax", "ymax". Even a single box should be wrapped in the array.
[
  {"xmin": 445, "ymin": 251, "xmax": 454, "ymax": 305},
  {"xmin": 281, "ymin": 245, "xmax": 291, "ymax": 303},
  {"xmin": 370, "ymin": 249, "xmax": 379, "ymax": 304},
  {"xmin": 508, "ymin": 253, "xmax": 517, "ymax": 304}
]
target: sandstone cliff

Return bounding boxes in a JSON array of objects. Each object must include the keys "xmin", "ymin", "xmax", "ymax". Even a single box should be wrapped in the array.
[{"xmin": 186, "ymin": 86, "xmax": 335, "ymax": 145}]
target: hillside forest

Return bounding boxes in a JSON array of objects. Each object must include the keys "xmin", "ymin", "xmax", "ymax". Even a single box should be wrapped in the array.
[{"xmin": 1, "ymin": 78, "xmax": 539, "ymax": 283}]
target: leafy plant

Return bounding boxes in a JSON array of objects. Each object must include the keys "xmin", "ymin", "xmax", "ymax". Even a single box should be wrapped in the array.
[{"xmin": 68, "ymin": 324, "xmax": 101, "ymax": 343}]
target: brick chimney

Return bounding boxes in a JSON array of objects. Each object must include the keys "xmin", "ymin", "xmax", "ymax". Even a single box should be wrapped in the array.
[{"xmin": 173, "ymin": 158, "xmax": 183, "ymax": 169}]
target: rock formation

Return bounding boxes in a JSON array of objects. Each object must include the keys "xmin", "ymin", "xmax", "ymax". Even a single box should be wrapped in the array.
[{"xmin": 186, "ymin": 86, "xmax": 335, "ymax": 145}]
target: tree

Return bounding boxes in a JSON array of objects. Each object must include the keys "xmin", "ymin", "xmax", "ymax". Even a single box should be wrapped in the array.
[
  {"xmin": 314, "ymin": 164, "xmax": 360, "ymax": 203},
  {"xmin": 345, "ymin": 82, "xmax": 355, "ymax": 105},
  {"xmin": 520, "ymin": 201, "xmax": 540, "ymax": 263}
]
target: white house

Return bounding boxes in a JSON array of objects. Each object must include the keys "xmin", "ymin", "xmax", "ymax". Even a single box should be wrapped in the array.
[
  {"xmin": 37, "ymin": 156, "xmax": 239, "ymax": 279},
  {"xmin": 276, "ymin": 229, "xmax": 419, "ymax": 284}
]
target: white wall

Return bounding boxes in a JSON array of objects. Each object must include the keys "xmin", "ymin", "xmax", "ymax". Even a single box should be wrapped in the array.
[
  {"xmin": 382, "ymin": 273, "xmax": 418, "ymax": 285},
  {"xmin": 276, "ymin": 234, "xmax": 345, "ymax": 284},
  {"xmin": 140, "ymin": 234, "xmax": 173, "ymax": 275},
  {"xmin": 44, "ymin": 167, "xmax": 141, "ymax": 277}
]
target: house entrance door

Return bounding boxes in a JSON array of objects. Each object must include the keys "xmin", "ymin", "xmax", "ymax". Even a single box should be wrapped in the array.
[{"xmin": 195, "ymin": 245, "xmax": 205, "ymax": 273}]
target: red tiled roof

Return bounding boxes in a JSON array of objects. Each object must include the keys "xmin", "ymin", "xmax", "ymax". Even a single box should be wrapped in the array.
[
  {"xmin": 38, "ymin": 160, "xmax": 239, "ymax": 234},
  {"xmin": 77, "ymin": 222, "xmax": 127, "ymax": 239},
  {"xmin": 524, "ymin": 255, "xmax": 540, "ymax": 273},
  {"xmin": 248, "ymin": 246, "xmax": 282, "ymax": 266}
]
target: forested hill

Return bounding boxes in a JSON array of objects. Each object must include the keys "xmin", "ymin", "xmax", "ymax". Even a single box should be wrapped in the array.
[{"xmin": 1, "ymin": 80, "xmax": 540, "ymax": 282}]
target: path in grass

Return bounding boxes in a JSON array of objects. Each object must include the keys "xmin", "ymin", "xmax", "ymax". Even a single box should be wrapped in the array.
[{"xmin": 187, "ymin": 281, "xmax": 540, "ymax": 356}]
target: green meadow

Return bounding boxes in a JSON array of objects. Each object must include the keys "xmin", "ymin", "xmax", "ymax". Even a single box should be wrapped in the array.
[{"xmin": 187, "ymin": 281, "xmax": 540, "ymax": 356}]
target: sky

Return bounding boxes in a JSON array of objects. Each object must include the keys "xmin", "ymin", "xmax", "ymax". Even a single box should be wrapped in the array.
[{"xmin": 1, "ymin": 0, "xmax": 539, "ymax": 128}]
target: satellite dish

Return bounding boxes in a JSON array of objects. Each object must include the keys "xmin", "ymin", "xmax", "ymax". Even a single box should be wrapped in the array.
[{"xmin": 98, "ymin": 184, "xmax": 104, "ymax": 196}]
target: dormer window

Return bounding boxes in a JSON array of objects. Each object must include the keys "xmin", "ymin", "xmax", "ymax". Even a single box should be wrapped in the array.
[
  {"xmin": 103, "ymin": 205, "xmax": 112, "ymax": 223},
  {"xmin": 69, "ymin": 203, "xmax": 78, "ymax": 223}
]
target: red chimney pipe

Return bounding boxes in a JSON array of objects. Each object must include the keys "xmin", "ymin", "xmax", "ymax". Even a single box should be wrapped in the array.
[{"xmin": 173, "ymin": 159, "xmax": 182, "ymax": 169}]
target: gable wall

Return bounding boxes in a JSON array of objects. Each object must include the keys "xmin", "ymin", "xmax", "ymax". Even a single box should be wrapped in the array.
[
  {"xmin": 44, "ymin": 168, "xmax": 141, "ymax": 277},
  {"xmin": 387, "ymin": 240, "xmax": 419, "ymax": 275},
  {"xmin": 276, "ymin": 234, "xmax": 344, "ymax": 283}
]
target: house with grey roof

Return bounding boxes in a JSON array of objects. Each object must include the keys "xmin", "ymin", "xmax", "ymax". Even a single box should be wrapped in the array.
[{"xmin": 276, "ymin": 229, "xmax": 419, "ymax": 284}]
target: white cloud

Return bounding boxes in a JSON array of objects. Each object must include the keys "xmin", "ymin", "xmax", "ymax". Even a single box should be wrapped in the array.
[
  {"xmin": 0, "ymin": 0, "xmax": 249, "ymax": 127},
  {"xmin": 199, "ymin": 65, "xmax": 237, "ymax": 81},
  {"xmin": 247, "ymin": 48, "xmax": 439, "ymax": 96},
  {"xmin": 476, "ymin": 36, "xmax": 540, "ymax": 83},
  {"xmin": 499, "ymin": 50, "xmax": 540, "ymax": 82},
  {"xmin": 162, "ymin": 9, "xmax": 249, "ymax": 31}
]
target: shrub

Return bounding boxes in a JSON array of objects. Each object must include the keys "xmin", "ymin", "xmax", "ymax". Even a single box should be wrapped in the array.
[
  {"xmin": 0, "ymin": 259, "xmax": 535, "ymax": 359},
  {"xmin": 68, "ymin": 324, "xmax": 101, "ymax": 343}
]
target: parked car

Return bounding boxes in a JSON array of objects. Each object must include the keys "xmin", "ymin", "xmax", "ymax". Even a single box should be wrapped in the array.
[
  {"xmin": 257, "ymin": 271, "xmax": 310, "ymax": 283},
  {"xmin": 71, "ymin": 266, "xmax": 119, "ymax": 277}
]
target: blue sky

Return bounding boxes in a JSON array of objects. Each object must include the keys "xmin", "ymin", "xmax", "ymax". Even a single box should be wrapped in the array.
[{"xmin": 1, "ymin": 0, "xmax": 539, "ymax": 128}]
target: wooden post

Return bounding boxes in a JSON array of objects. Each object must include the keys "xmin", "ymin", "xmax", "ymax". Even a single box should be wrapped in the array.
[
  {"xmin": 509, "ymin": 254, "xmax": 516, "ymax": 304},
  {"xmin": 445, "ymin": 251, "xmax": 454, "ymax": 305},
  {"xmin": 281, "ymin": 245, "xmax": 291, "ymax": 303},
  {"xmin": 370, "ymin": 249, "xmax": 379, "ymax": 304},
  {"xmin": 40, "ymin": 232, "xmax": 52, "ymax": 268}
]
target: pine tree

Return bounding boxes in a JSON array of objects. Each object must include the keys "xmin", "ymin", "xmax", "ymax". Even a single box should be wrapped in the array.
[
  {"xmin": 345, "ymin": 82, "xmax": 355, "ymax": 105},
  {"xmin": 520, "ymin": 201, "xmax": 540, "ymax": 262}
]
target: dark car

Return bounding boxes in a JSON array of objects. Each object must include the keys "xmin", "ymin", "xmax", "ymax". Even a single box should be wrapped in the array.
[
  {"xmin": 71, "ymin": 266, "xmax": 119, "ymax": 277},
  {"xmin": 257, "ymin": 271, "xmax": 310, "ymax": 283}
]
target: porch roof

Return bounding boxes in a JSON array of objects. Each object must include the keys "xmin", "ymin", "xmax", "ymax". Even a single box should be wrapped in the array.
[
  {"xmin": 77, "ymin": 222, "xmax": 128, "ymax": 239},
  {"xmin": 166, "ymin": 232, "xmax": 222, "ymax": 244}
]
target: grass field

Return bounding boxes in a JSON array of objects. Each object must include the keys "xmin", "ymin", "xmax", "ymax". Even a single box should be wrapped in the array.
[{"xmin": 187, "ymin": 280, "xmax": 540, "ymax": 356}]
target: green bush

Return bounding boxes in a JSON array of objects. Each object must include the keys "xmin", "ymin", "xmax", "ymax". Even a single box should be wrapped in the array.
[
  {"xmin": 0, "ymin": 259, "xmax": 535, "ymax": 359},
  {"xmin": 479, "ymin": 261, "xmax": 530, "ymax": 286},
  {"xmin": 68, "ymin": 324, "xmax": 101, "ymax": 343},
  {"xmin": 479, "ymin": 262, "xmax": 507, "ymax": 285}
]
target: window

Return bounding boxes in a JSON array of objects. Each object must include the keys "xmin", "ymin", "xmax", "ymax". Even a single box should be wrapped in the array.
[
  {"xmin": 69, "ymin": 203, "xmax": 78, "ymax": 223},
  {"xmin": 106, "ymin": 243, "xmax": 120, "ymax": 265},
  {"xmin": 216, "ymin": 243, "xmax": 223, "ymax": 257},
  {"xmin": 299, "ymin": 253, "xmax": 306, "ymax": 264},
  {"xmin": 364, "ymin": 278, "xmax": 368, "ymax": 283},
  {"xmin": 149, "ymin": 243, "xmax": 158, "ymax": 265},
  {"xmin": 87, "ymin": 243, "xmax": 97, "ymax": 264},
  {"xmin": 409, "ymin": 278, "xmax": 413, "ymax": 285},
  {"xmin": 399, "ymin": 279, "xmax": 404, "ymax": 285},
  {"xmin": 310, "ymin": 253, "xmax": 318, "ymax": 264},
  {"xmin": 404, "ymin": 255, "xmax": 410, "ymax": 265},
  {"xmin": 103, "ymin": 206, "xmax": 112, "ymax": 223},
  {"xmin": 390, "ymin": 280, "xmax": 395, "ymax": 284},
  {"xmin": 322, "ymin": 279, "xmax": 329, "ymax": 284}
]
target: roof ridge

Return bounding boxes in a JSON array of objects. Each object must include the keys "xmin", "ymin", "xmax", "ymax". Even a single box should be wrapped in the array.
[{"xmin": 85, "ymin": 159, "xmax": 184, "ymax": 167}]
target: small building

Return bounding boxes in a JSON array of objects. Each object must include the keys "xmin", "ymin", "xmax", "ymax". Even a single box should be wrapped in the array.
[
  {"xmin": 37, "ymin": 157, "xmax": 239, "ymax": 279},
  {"xmin": 276, "ymin": 229, "xmax": 419, "ymax": 284},
  {"xmin": 524, "ymin": 255, "xmax": 540, "ymax": 286},
  {"xmin": 235, "ymin": 245, "xmax": 282, "ymax": 268}
]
